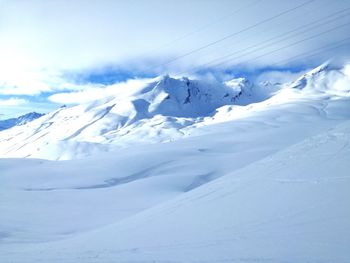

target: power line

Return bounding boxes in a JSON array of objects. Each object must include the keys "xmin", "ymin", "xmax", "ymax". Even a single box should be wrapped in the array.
[
  {"xmin": 173, "ymin": 8, "xmax": 350, "ymax": 76},
  {"xmin": 201, "ymin": 20, "xmax": 350, "ymax": 70},
  {"xmin": 160, "ymin": 0, "xmax": 316, "ymax": 67},
  {"xmin": 270, "ymin": 37, "xmax": 350, "ymax": 67},
  {"xmin": 203, "ymin": 7, "xmax": 350, "ymax": 67},
  {"xmin": 235, "ymin": 20, "xmax": 350, "ymax": 66},
  {"xmin": 192, "ymin": 0, "xmax": 332, "ymax": 63},
  {"xmin": 142, "ymin": 0, "xmax": 263, "ymax": 57}
]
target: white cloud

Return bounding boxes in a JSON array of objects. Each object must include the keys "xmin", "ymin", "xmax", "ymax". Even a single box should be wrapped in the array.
[
  {"xmin": 0, "ymin": 98, "xmax": 28, "ymax": 106},
  {"xmin": 1, "ymin": 0, "xmax": 349, "ymax": 76},
  {"xmin": 0, "ymin": 0, "xmax": 349, "ymax": 117},
  {"xmin": 48, "ymin": 78, "xmax": 156, "ymax": 104},
  {"xmin": 256, "ymin": 69, "xmax": 310, "ymax": 84},
  {"xmin": 0, "ymin": 70, "xmax": 54, "ymax": 96},
  {"xmin": 0, "ymin": 67, "xmax": 105, "ymax": 96}
]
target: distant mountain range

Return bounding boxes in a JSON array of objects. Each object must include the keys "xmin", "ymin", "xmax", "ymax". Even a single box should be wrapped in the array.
[{"xmin": 0, "ymin": 112, "xmax": 44, "ymax": 131}]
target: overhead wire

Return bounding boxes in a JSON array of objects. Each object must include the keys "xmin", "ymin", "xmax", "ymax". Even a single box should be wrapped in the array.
[
  {"xmin": 233, "ymin": 20, "xmax": 350, "ymax": 67},
  {"xmin": 201, "ymin": 7, "xmax": 350, "ymax": 68},
  {"xmin": 160, "ymin": 0, "xmax": 316, "ymax": 67},
  {"xmin": 270, "ymin": 37, "xmax": 350, "ymax": 67},
  {"xmin": 141, "ymin": 0, "xmax": 263, "ymax": 57},
  {"xmin": 172, "ymin": 7, "xmax": 350, "ymax": 76}
]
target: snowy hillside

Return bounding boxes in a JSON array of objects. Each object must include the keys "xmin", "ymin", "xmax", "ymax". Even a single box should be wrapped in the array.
[
  {"xmin": 0, "ymin": 112, "xmax": 44, "ymax": 131},
  {"xmin": 1, "ymin": 104, "xmax": 350, "ymax": 262},
  {"xmin": 1, "ymin": 63, "xmax": 350, "ymax": 263}
]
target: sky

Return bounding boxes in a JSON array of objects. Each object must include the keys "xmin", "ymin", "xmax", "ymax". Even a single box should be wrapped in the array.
[{"xmin": 0, "ymin": 0, "xmax": 350, "ymax": 118}]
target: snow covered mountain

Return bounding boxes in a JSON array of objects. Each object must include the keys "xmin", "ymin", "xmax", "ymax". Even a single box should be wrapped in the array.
[
  {"xmin": 0, "ymin": 75, "xmax": 272, "ymax": 160},
  {"xmin": 0, "ymin": 112, "xmax": 44, "ymax": 131},
  {"xmin": 1, "ymin": 63, "xmax": 349, "ymax": 160},
  {"xmin": 1, "ymin": 62, "xmax": 350, "ymax": 263}
]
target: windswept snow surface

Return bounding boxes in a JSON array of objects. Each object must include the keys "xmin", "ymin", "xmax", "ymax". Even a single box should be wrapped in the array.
[
  {"xmin": 2, "ymin": 120, "xmax": 349, "ymax": 263},
  {"xmin": 1, "ymin": 63, "xmax": 350, "ymax": 262}
]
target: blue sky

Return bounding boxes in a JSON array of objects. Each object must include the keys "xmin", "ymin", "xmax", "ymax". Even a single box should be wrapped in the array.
[{"xmin": 0, "ymin": 0, "xmax": 349, "ymax": 119}]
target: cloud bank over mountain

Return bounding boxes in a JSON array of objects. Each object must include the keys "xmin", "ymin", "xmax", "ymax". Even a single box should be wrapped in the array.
[{"xmin": 1, "ymin": 0, "xmax": 350, "ymax": 116}]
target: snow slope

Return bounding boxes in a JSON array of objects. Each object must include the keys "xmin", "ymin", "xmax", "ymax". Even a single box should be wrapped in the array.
[
  {"xmin": 0, "ymin": 63, "xmax": 350, "ymax": 262},
  {"xmin": 1, "ymin": 119, "xmax": 349, "ymax": 263}
]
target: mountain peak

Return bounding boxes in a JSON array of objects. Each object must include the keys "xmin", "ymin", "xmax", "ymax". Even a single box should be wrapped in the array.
[
  {"xmin": 290, "ymin": 62, "xmax": 330, "ymax": 90},
  {"xmin": 306, "ymin": 61, "xmax": 330, "ymax": 76},
  {"xmin": 286, "ymin": 62, "xmax": 350, "ymax": 97}
]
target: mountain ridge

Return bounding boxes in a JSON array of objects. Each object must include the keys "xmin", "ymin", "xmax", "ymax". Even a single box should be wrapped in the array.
[
  {"xmin": 0, "ymin": 63, "xmax": 349, "ymax": 160},
  {"xmin": 0, "ymin": 112, "xmax": 44, "ymax": 131}
]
